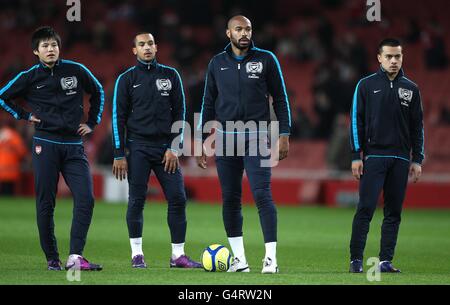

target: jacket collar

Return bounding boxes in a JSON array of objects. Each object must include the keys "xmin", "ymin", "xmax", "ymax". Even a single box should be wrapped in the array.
[
  {"xmin": 39, "ymin": 59, "xmax": 61, "ymax": 71},
  {"xmin": 136, "ymin": 58, "xmax": 158, "ymax": 70},
  {"xmin": 224, "ymin": 40, "xmax": 256, "ymax": 61},
  {"xmin": 377, "ymin": 65, "xmax": 404, "ymax": 81}
]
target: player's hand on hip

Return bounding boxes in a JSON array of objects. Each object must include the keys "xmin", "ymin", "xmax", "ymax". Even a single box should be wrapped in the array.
[
  {"xmin": 409, "ymin": 163, "xmax": 422, "ymax": 183},
  {"xmin": 195, "ymin": 142, "xmax": 207, "ymax": 169},
  {"xmin": 78, "ymin": 123, "xmax": 93, "ymax": 136},
  {"xmin": 196, "ymin": 154, "xmax": 207, "ymax": 169},
  {"xmin": 113, "ymin": 158, "xmax": 128, "ymax": 181},
  {"xmin": 278, "ymin": 135, "xmax": 289, "ymax": 161},
  {"xmin": 352, "ymin": 160, "xmax": 363, "ymax": 180},
  {"xmin": 162, "ymin": 149, "xmax": 179, "ymax": 174},
  {"xmin": 28, "ymin": 114, "xmax": 41, "ymax": 125}
]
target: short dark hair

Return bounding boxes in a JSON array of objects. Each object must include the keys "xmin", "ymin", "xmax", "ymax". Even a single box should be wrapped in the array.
[
  {"xmin": 133, "ymin": 32, "xmax": 153, "ymax": 46},
  {"xmin": 378, "ymin": 38, "xmax": 402, "ymax": 54},
  {"xmin": 31, "ymin": 26, "xmax": 61, "ymax": 51}
]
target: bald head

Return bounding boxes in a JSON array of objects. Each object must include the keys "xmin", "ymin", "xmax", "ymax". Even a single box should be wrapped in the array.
[
  {"xmin": 226, "ymin": 15, "xmax": 252, "ymax": 51},
  {"xmin": 227, "ymin": 15, "xmax": 251, "ymax": 30}
]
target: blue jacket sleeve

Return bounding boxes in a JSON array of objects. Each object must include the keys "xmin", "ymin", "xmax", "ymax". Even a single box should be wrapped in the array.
[
  {"xmin": 197, "ymin": 59, "xmax": 218, "ymax": 141},
  {"xmin": 0, "ymin": 69, "xmax": 33, "ymax": 120},
  {"xmin": 169, "ymin": 68, "xmax": 186, "ymax": 152},
  {"xmin": 266, "ymin": 52, "xmax": 291, "ymax": 136},
  {"xmin": 78, "ymin": 64, "xmax": 105, "ymax": 129},
  {"xmin": 112, "ymin": 72, "xmax": 130, "ymax": 159},
  {"xmin": 350, "ymin": 79, "xmax": 366, "ymax": 161},
  {"xmin": 410, "ymin": 88, "xmax": 425, "ymax": 164}
]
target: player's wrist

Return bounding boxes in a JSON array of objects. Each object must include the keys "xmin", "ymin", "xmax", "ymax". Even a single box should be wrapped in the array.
[
  {"xmin": 85, "ymin": 122, "xmax": 95, "ymax": 131},
  {"xmin": 352, "ymin": 152, "xmax": 362, "ymax": 161},
  {"xmin": 114, "ymin": 148, "xmax": 125, "ymax": 159},
  {"xmin": 168, "ymin": 148, "xmax": 179, "ymax": 157}
]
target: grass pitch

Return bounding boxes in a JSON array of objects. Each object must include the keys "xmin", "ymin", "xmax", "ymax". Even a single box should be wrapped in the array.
[{"xmin": 0, "ymin": 197, "xmax": 449, "ymax": 285}]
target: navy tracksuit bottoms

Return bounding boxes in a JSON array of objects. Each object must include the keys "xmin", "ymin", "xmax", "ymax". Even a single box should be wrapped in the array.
[
  {"xmin": 32, "ymin": 137, "xmax": 95, "ymax": 261},
  {"xmin": 215, "ymin": 132, "xmax": 277, "ymax": 243},
  {"xmin": 350, "ymin": 157, "xmax": 410, "ymax": 262},
  {"xmin": 126, "ymin": 141, "xmax": 187, "ymax": 243}
]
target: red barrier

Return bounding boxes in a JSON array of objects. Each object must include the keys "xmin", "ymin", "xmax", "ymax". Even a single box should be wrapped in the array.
[
  {"xmin": 322, "ymin": 180, "xmax": 450, "ymax": 208},
  {"xmin": 17, "ymin": 172, "xmax": 450, "ymax": 208},
  {"xmin": 147, "ymin": 176, "xmax": 309, "ymax": 206},
  {"xmin": 19, "ymin": 171, "xmax": 103, "ymax": 199}
]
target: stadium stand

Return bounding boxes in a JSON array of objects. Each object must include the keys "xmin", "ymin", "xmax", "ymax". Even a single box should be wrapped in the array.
[{"xmin": 1, "ymin": 0, "xmax": 449, "ymax": 206}]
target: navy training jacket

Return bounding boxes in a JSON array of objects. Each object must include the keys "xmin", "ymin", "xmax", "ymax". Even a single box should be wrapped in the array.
[
  {"xmin": 197, "ymin": 41, "xmax": 291, "ymax": 139},
  {"xmin": 350, "ymin": 67, "xmax": 425, "ymax": 164},
  {"xmin": 0, "ymin": 59, "xmax": 104, "ymax": 142},
  {"xmin": 112, "ymin": 59, "xmax": 186, "ymax": 159}
]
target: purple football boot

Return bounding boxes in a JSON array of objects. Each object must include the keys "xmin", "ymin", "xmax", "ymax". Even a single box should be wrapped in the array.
[
  {"xmin": 47, "ymin": 259, "xmax": 63, "ymax": 271},
  {"xmin": 132, "ymin": 254, "xmax": 147, "ymax": 268},
  {"xmin": 65, "ymin": 255, "xmax": 103, "ymax": 271},
  {"xmin": 170, "ymin": 255, "xmax": 202, "ymax": 268}
]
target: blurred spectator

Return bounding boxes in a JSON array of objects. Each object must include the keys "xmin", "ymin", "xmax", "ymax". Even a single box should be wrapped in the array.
[
  {"xmin": 64, "ymin": 21, "xmax": 91, "ymax": 49},
  {"xmin": 254, "ymin": 23, "xmax": 278, "ymax": 51},
  {"xmin": 295, "ymin": 23, "xmax": 325, "ymax": 62},
  {"xmin": 290, "ymin": 106, "xmax": 314, "ymax": 140},
  {"xmin": 96, "ymin": 129, "xmax": 114, "ymax": 167},
  {"xmin": 1, "ymin": 0, "xmax": 450, "ymax": 175},
  {"xmin": 313, "ymin": 88, "xmax": 335, "ymax": 139},
  {"xmin": 92, "ymin": 21, "xmax": 115, "ymax": 52},
  {"xmin": 173, "ymin": 25, "xmax": 201, "ymax": 68},
  {"xmin": 317, "ymin": 16, "xmax": 334, "ymax": 54},
  {"xmin": 337, "ymin": 33, "xmax": 369, "ymax": 76},
  {"xmin": 422, "ymin": 20, "xmax": 449, "ymax": 70},
  {"xmin": 107, "ymin": 2, "xmax": 135, "ymax": 21},
  {"xmin": 0, "ymin": 120, "xmax": 28, "ymax": 195},
  {"xmin": 326, "ymin": 114, "xmax": 352, "ymax": 171},
  {"xmin": 405, "ymin": 18, "xmax": 421, "ymax": 44}
]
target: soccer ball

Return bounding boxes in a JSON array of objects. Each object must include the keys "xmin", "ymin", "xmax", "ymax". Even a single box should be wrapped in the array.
[{"xmin": 201, "ymin": 244, "xmax": 232, "ymax": 272}]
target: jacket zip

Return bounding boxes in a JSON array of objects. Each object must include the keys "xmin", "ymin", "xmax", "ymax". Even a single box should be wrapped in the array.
[
  {"xmin": 52, "ymin": 67, "xmax": 64, "ymax": 128},
  {"xmin": 389, "ymin": 79, "xmax": 401, "ymax": 146},
  {"xmin": 237, "ymin": 63, "xmax": 242, "ymax": 119}
]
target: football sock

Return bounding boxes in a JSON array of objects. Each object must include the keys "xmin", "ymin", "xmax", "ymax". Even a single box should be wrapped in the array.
[
  {"xmin": 130, "ymin": 237, "xmax": 143, "ymax": 258},
  {"xmin": 264, "ymin": 242, "xmax": 277, "ymax": 262},
  {"xmin": 171, "ymin": 242, "xmax": 185, "ymax": 259},
  {"xmin": 228, "ymin": 236, "xmax": 246, "ymax": 263},
  {"xmin": 68, "ymin": 254, "xmax": 81, "ymax": 262}
]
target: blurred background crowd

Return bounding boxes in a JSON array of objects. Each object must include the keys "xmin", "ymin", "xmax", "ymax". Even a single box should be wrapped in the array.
[{"xmin": 1, "ymin": 0, "xmax": 449, "ymax": 199}]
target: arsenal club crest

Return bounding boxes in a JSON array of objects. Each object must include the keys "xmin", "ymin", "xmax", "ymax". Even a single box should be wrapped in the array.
[
  {"xmin": 60, "ymin": 76, "xmax": 78, "ymax": 96},
  {"xmin": 35, "ymin": 145, "xmax": 42, "ymax": 155},
  {"xmin": 156, "ymin": 79, "xmax": 172, "ymax": 91},
  {"xmin": 246, "ymin": 62, "xmax": 263, "ymax": 79},
  {"xmin": 398, "ymin": 88, "xmax": 413, "ymax": 107},
  {"xmin": 156, "ymin": 79, "xmax": 172, "ymax": 96},
  {"xmin": 60, "ymin": 76, "xmax": 78, "ymax": 90}
]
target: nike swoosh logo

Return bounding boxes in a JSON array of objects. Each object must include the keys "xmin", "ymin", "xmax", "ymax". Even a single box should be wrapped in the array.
[
  {"xmin": 374, "ymin": 90, "xmax": 381, "ymax": 94},
  {"xmin": 220, "ymin": 67, "xmax": 229, "ymax": 71},
  {"xmin": 36, "ymin": 85, "xmax": 46, "ymax": 89},
  {"xmin": 133, "ymin": 84, "xmax": 141, "ymax": 88}
]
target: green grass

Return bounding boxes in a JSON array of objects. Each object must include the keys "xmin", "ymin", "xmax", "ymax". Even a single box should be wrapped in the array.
[{"xmin": 0, "ymin": 197, "xmax": 449, "ymax": 285}]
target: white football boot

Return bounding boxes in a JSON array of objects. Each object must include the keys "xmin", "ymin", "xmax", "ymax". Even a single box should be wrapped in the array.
[
  {"xmin": 227, "ymin": 257, "xmax": 250, "ymax": 272},
  {"xmin": 261, "ymin": 257, "xmax": 279, "ymax": 274}
]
